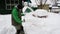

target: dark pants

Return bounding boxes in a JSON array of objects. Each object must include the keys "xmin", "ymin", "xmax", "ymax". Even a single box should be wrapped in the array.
[{"xmin": 12, "ymin": 16, "xmax": 23, "ymax": 34}]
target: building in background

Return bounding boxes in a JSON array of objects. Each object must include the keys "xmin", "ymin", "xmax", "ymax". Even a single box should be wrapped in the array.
[{"xmin": 0, "ymin": 0, "xmax": 22, "ymax": 14}]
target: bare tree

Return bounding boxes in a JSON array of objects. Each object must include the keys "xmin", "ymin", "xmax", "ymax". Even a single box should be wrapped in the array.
[{"xmin": 37, "ymin": 0, "xmax": 47, "ymax": 9}]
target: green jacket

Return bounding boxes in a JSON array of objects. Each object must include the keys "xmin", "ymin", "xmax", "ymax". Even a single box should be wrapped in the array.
[{"xmin": 12, "ymin": 7, "xmax": 22, "ymax": 24}]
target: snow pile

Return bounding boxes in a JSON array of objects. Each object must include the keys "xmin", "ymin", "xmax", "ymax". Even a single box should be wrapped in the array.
[
  {"xmin": 0, "ymin": 14, "xmax": 16, "ymax": 34},
  {"xmin": 0, "ymin": 25, "xmax": 16, "ymax": 34},
  {"xmin": 22, "ymin": 9, "xmax": 60, "ymax": 34},
  {"xmin": 0, "ymin": 14, "xmax": 12, "ymax": 26},
  {"xmin": 33, "ymin": 9, "xmax": 48, "ymax": 16}
]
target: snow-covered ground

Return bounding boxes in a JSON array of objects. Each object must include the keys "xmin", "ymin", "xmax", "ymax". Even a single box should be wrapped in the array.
[
  {"xmin": 0, "ymin": 14, "xmax": 16, "ymax": 34},
  {"xmin": 0, "ymin": 12, "xmax": 60, "ymax": 34},
  {"xmin": 22, "ymin": 10, "xmax": 60, "ymax": 34},
  {"xmin": 0, "ymin": 14, "xmax": 12, "ymax": 26}
]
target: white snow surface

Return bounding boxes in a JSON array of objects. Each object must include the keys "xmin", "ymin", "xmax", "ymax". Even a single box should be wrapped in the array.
[
  {"xmin": 22, "ymin": 10, "xmax": 60, "ymax": 34},
  {"xmin": 0, "ymin": 14, "xmax": 16, "ymax": 34},
  {"xmin": 0, "ymin": 14, "xmax": 12, "ymax": 26}
]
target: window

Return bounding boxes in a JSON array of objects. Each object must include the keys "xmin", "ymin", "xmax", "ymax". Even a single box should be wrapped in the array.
[{"xmin": 5, "ymin": 0, "xmax": 19, "ymax": 10}]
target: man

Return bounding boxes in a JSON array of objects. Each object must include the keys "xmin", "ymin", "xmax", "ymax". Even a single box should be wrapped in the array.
[{"xmin": 12, "ymin": 4, "xmax": 24, "ymax": 34}]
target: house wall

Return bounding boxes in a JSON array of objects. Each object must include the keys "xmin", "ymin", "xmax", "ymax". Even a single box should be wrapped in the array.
[{"xmin": 0, "ymin": 0, "xmax": 22, "ymax": 14}]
